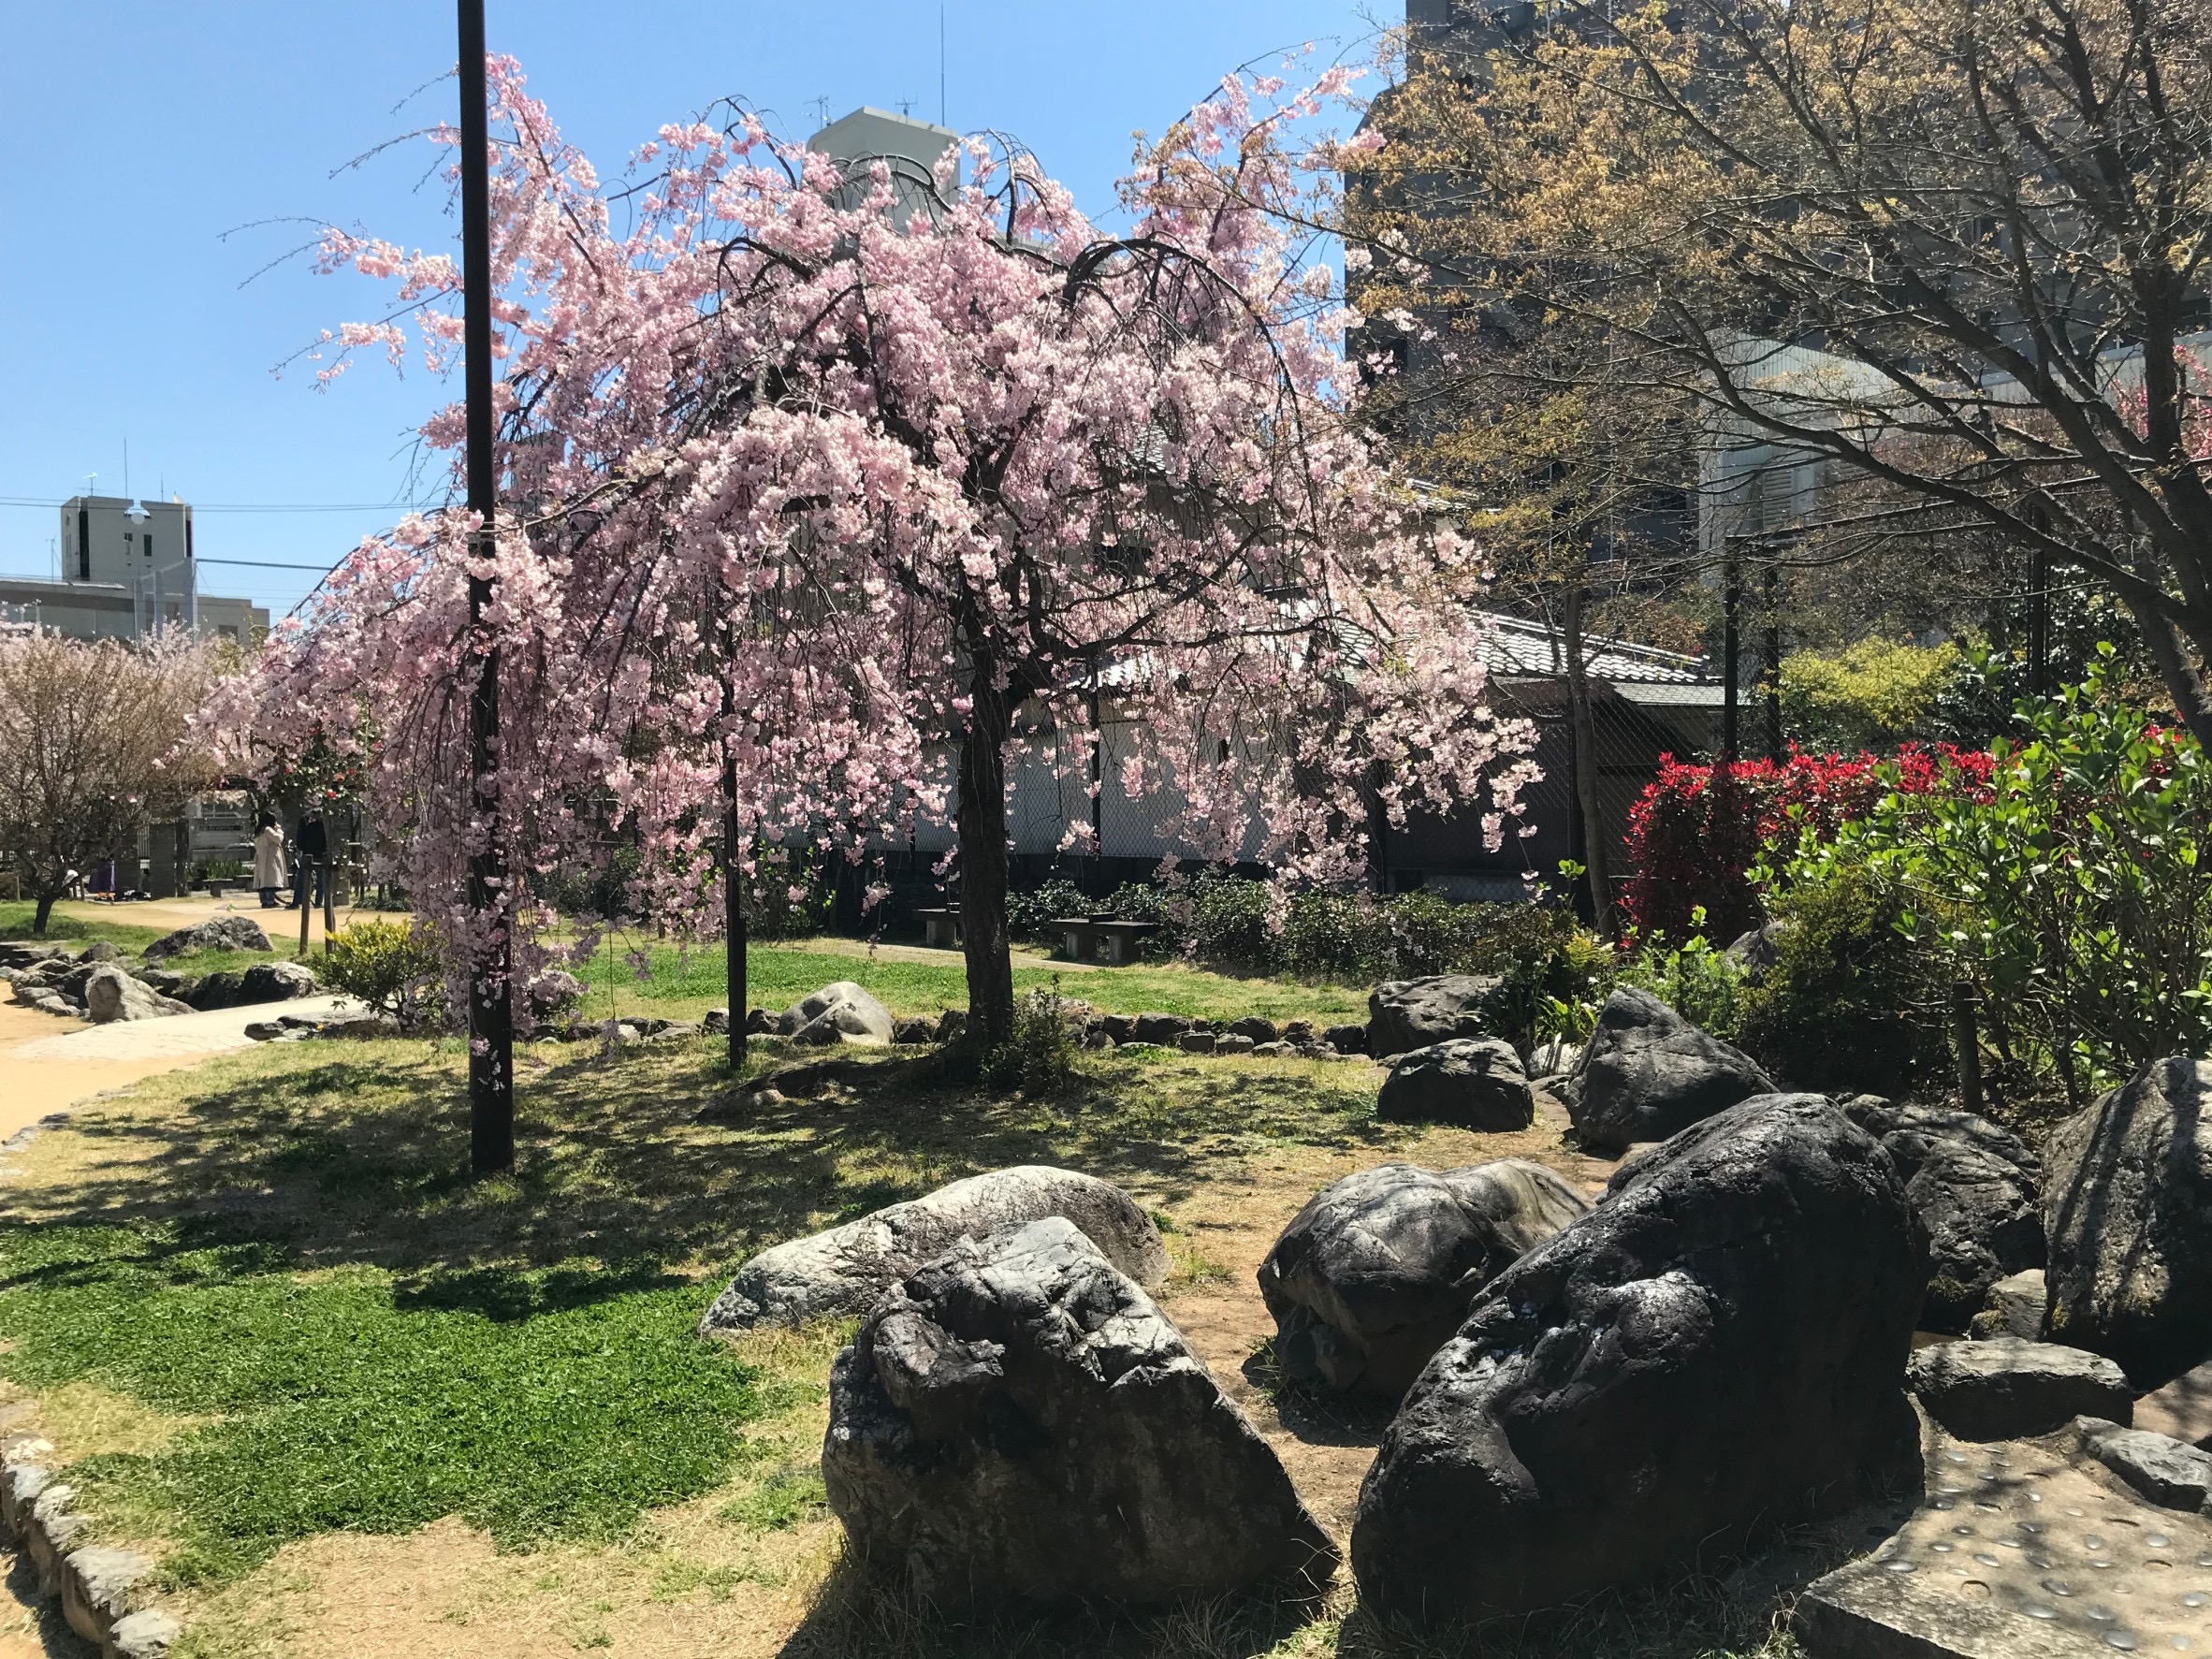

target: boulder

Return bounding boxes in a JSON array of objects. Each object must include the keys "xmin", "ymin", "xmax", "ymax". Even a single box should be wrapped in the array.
[
  {"xmin": 892, "ymin": 1018, "xmax": 934, "ymax": 1044},
  {"xmin": 933, "ymin": 1008, "xmax": 967, "ymax": 1044},
  {"xmin": 526, "ymin": 968, "xmax": 585, "ymax": 1021},
  {"xmin": 2074, "ymin": 1418, "xmax": 2212, "ymax": 1512},
  {"xmin": 2133, "ymin": 1357, "xmax": 2212, "ymax": 1448},
  {"xmin": 1322, "ymin": 1023, "xmax": 1368, "ymax": 1055},
  {"xmin": 141, "ymin": 915, "xmax": 272, "ymax": 962},
  {"xmin": 1721, "ymin": 923, "xmax": 1783, "ymax": 982},
  {"xmin": 1563, "ymin": 987, "xmax": 1775, "ymax": 1154},
  {"xmin": 1099, "ymin": 1013, "xmax": 1136, "ymax": 1044},
  {"xmin": 1351, "ymin": 1094, "xmax": 1923, "ymax": 1623},
  {"xmin": 747, "ymin": 1007, "xmax": 777, "ymax": 1035},
  {"xmin": 822, "ymin": 1216, "xmax": 1336, "ymax": 1607},
  {"xmin": 1258, "ymin": 1160, "xmax": 1590, "ymax": 1399},
  {"xmin": 703, "ymin": 1008, "xmax": 730, "ymax": 1036},
  {"xmin": 1846, "ymin": 1099, "xmax": 2044, "ymax": 1332},
  {"xmin": 1968, "ymin": 1267, "xmax": 2047, "ymax": 1340},
  {"xmin": 183, "ymin": 970, "xmax": 243, "ymax": 1011},
  {"xmin": 1131, "ymin": 1012, "xmax": 1188, "ymax": 1045},
  {"xmin": 1228, "ymin": 1016, "xmax": 1278, "ymax": 1044},
  {"xmin": 1375, "ymin": 1039, "xmax": 1535, "ymax": 1130},
  {"xmin": 237, "ymin": 960, "xmax": 319, "ymax": 1005},
  {"xmin": 778, "ymin": 981, "xmax": 895, "ymax": 1047},
  {"xmin": 1906, "ymin": 1338, "xmax": 2132, "ymax": 1440},
  {"xmin": 699, "ymin": 1165, "xmax": 1169, "ymax": 1335},
  {"xmin": 1215, "ymin": 1033, "xmax": 1255, "ymax": 1056},
  {"xmin": 1178, "ymin": 1030, "xmax": 1216, "ymax": 1055},
  {"xmin": 79, "ymin": 941, "xmax": 121, "ymax": 964},
  {"xmin": 2045, "ymin": 1056, "xmax": 2212, "ymax": 1387},
  {"xmin": 82, "ymin": 967, "xmax": 189, "ymax": 1025},
  {"xmin": 1367, "ymin": 975, "xmax": 1501, "ymax": 1059}
]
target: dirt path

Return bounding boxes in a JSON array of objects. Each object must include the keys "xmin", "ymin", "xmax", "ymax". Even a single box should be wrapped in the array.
[
  {"xmin": 48, "ymin": 893, "xmax": 366, "ymax": 950},
  {"xmin": 0, "ymin": 997, "xmax": 354, "ymax": 1142}
]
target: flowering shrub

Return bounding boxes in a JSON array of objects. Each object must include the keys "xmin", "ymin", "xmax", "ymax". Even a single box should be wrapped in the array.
[
  {"xmin": 1794, "ymin": 650, "xmax": 2212, "ymax": 1102},
  {"xmin": 1621, "ymin": 744, "xmax": 1995, "ymax": 943}
]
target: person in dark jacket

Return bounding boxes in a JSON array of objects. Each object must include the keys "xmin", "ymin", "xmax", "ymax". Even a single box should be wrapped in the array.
[{"xmin": 292, "ymin": 809, "xmax": 328, "ymax": 910}]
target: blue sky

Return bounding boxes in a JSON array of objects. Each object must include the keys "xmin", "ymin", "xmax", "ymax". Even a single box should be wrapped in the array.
[{"xmin": 0, "ymin": 1, "xmax": 1380, "ymax": 620}]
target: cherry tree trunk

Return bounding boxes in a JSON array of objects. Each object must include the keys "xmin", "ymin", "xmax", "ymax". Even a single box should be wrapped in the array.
[
  {"xmin": 957, "ymin": 670, "xmax": 1018, "ymax": 1047},
  {"xmin": 1563, "ymin": 584, "xmax": 1618, "ymax": 939},
  {"xmin": 31, "ymin": 891, "xmax": 55, "ymax": 938}
]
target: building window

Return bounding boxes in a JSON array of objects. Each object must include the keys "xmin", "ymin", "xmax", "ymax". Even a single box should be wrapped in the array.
[{"xmin": 77, "ymin": 508, "xmax": 90, "ymax": 580}]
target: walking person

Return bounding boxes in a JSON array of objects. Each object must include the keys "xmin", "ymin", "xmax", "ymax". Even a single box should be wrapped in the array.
[
  {"xmin": 292, "ymin": 808, "xmax": 328, "ymax": 911},
  {"xmin": 253, "ymin": 813, "xmax": 288, "ymax": 910}
]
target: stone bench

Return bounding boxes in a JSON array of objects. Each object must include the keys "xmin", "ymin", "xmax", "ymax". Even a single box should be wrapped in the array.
[{"xmin": 914, "ymin": 907, "xmax": 962, "ymax": 950}]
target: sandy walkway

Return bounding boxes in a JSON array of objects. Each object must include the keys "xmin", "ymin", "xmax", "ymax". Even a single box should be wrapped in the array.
[
  {"xmin": 0, "ymin": 997, "xmax": 353, "ymax": 1142},
  {"xmin": 48, "ymin": 893, "xmax": 367, "ymax": 949}
]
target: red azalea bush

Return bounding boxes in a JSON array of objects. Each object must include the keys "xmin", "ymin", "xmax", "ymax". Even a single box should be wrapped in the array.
[{"xmin": 1621, "ymin": 745, "xmax": 1994, "ymax": 943}]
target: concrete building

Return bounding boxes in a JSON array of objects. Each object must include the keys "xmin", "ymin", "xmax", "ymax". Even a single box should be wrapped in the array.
[
  {"xmin": 807, "ymin": 107, "xmax": 962, "ymax": 227},
  {"xmin": 0, "ymin": 495, "xmax": 267, "ymax": 644}
]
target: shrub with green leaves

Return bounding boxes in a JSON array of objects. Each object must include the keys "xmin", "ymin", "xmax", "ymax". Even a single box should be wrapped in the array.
[
  {"xmin": 1615, "ymin": 919, "xmax": 1748, "ymax": 1044},
  {"xmin": 1737, "ymin": 866, "xmax": 1939, "ymax": 1096},
  {"xmin": 320, "ymin": 918, "xmax": 446, "ymax": 1030},
  {"xmin": 1784, "ymin": 648, "xmax": 2212, "ymax": 1103},
  {"xmin": 978, "ymin": 986, "xmax": 1080, "ymax": 1091}
]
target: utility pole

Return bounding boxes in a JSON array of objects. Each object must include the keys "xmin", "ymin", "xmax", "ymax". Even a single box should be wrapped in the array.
[
  {"xmin": 459, "ymin": 0, "xmax": 515, "ymax": 1173},
  {"xmin": 1721, "ymin": 542, "xmax": 1741, "ymax": 764},
  {"xmin": 1762, "ymin": 560, "xmax": 1783, "ymax": 761}
]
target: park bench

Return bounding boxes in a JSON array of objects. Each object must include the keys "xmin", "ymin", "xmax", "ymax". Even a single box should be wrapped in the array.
[
  {"xmin": 1095, "ymin": 919, "xmax": 1160, "ymax": 965},
  {"xmin": 914, "ymin": 907, "xmax": 962, "ymax": 950}
]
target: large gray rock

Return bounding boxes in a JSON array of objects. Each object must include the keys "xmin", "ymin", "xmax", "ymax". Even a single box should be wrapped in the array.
[
  {"xmin": 237, "ymin": 960, "xmax": 318, "ymax": 1004},
  {"xmin": 1375, "ymin": 1039, "xmax": 1535, "ymax": 1130},
  {"xmin": 699, "ymin": 1165, "xmax": 1169, "ymax": 1334},
  {"xmin": 1906, "ymin": 1338, "xmax": 2132, "ymax": 1440},
  {"xmin": 141, "ymin": 915, "xmax": 272, "ymax": 962},
  {"xmin": 1352, "ymin": 1094, "xmax": 1923, "ymax": 1623},
  {"xmin": 1258, "ymin": 1160, "xmax": 1590, "ymax": 1399},
  {"xmin": 1367, "ymin": 975, "xmax": 1500, "ymax": 1059},
  {"xmin": 1563, "ymin": 987, "xmax": 1776, "ymax": 1154},
  {"xmin": 2074, "ymin": 1417, "xmax": 2212, "ymax": 1512},
  {"xmin": 2045, "ymin": 1056, "xmax": 2212, "ymax": 1387},
  {"xmin": 1969, "ymin": 1266, "xmax": 2048, "ymax": 1340},
  {"xmin": 822, "ymin": 1216, "xmax": 1335, "ymax": 1607},
  {"xmin": 778, "ymin": 980, "xmax": 895, "ymax": 1046},
  {"xmin": 82, "ymin": 967, "xmax": 189, "ymax": 1024},
  {"xmin": 1847, "ymin": 1099, "xmax": 2045, "ymax": 1332}
]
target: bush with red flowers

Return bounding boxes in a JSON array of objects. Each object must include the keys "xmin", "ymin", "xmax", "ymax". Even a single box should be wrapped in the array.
[{"xmin": 1621, "ymin": 744, "xmax": 1994, "ymax": 943}]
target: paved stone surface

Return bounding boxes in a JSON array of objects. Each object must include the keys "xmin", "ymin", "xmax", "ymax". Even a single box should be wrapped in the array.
[
  {"xmin": 1798, "ymin": 1431, "xmax": 2212, "ymax": 1656},
  {"xmin": 9, "ymin": 995, "xmax": 353, "ymax": 1062}
]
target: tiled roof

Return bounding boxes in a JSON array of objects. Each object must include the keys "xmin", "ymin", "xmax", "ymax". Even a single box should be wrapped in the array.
[{"xmin": 1474, "ymin": 610, "xmax": 1715, "ymax": 685}]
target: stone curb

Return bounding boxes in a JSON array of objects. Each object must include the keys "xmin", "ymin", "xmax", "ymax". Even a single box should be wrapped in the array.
[{"xmin": 1, "ymin": 1436, "xmax": 179, "ymax": 1656}]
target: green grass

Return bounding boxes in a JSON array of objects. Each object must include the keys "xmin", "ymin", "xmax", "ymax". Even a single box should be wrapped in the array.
[
  {"xmin": 0, "ymin": 1036, "xmax": 1393, "ymax": 1596},
  {"xmin": 0, "ymin": 903, "xmax": 167, "ymax": 950},
  {"xmin": 575, "ymin": 938, "xmax": 1370, "ymax": 1026},
  {"xmin": 0, "ymin": 1223, "xmax": 784, "ymax": 1583}
]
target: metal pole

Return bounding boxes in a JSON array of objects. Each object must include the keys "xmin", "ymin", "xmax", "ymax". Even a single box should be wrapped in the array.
[
  {"xmin": 1721, "ymin": 542, "xmax": 1740, "ymax": 764},
  {"xmin": 1763, "ymin": 560, "xmax": 1783, "ymax": 761},
  {"xmin": 459, "ymin": 0, "xmax": 514, "ymax": 1173}
]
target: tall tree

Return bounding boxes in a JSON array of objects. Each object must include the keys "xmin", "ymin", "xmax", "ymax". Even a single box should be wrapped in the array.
[
  {"xmin": 1342, "ymin": 0, "xmax": 2212, "ymax": 740},
  {"xmin": 0, "ymin": 633, "xmax": 214, "ymax": 936},
  {"xmin": 224, "ymin": 60, "xmax": 1537, "ymax": 1045}
]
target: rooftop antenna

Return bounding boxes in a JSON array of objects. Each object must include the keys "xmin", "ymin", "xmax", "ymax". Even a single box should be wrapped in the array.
[
  {"xmin": 939, "ymin": 5, "xmax": 947, "ymax": 127},
  {"xmin": 896, "ymin": 97, "xmax": 914, "ymax": 117},
  {"xmin": 808, "ymin": 95, "xmax": 831, "ymax": 131}
]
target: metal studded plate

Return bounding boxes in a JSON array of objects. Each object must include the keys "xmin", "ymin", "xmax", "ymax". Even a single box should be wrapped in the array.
[{"xmin": 1798, "ymin": 1431, "xmax": 2212, "ymax": 1657}]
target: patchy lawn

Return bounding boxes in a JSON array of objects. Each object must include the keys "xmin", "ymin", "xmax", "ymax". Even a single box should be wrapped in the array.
[{"xmin": 0, "ymin": 1021, "xmax": 1856, "ymax": 1656}]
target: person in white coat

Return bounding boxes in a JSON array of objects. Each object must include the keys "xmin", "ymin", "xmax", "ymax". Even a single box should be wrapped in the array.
[{"xmin": 253, "ymin": 813, "xmax": 288, "ymax": 910}]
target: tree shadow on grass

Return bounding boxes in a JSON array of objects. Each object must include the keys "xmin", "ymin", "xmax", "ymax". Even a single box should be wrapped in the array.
[{"xmin": 0, "ymin": 1039, "xmax": 1397, "ymax": 1297}]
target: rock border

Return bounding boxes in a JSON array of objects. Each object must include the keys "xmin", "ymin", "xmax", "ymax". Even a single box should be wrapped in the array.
[{"xmin": 0, "ymin": 1435, "xmax": 177, "ymax": 1657}]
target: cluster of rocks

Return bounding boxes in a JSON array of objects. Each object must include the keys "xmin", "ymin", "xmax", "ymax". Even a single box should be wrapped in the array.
[
  {"xmin": 1, "ymin": 924, "xmax": 321, "ymax": 1026},
  {"xmin": 693, "ymin": 1002, "xmax": 2212, "ymax": 1638},
  {"xmin": 705, "ymin": 1166, "xmax": 1335, "ymax": 1607}
]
